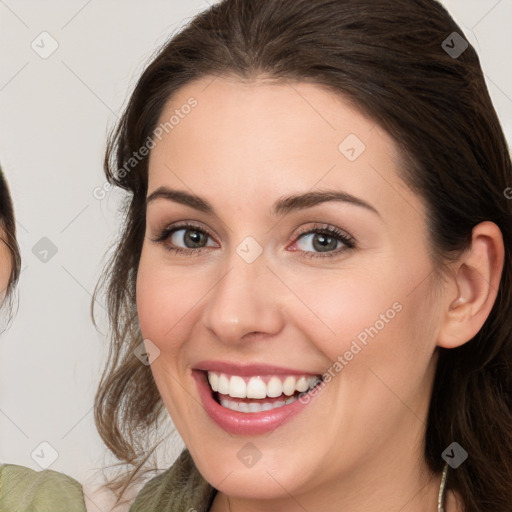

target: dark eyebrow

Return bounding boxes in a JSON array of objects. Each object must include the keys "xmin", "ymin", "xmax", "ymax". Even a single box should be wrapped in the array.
[{"xmin": 146, "ymin": 186, "xmax": 380, "ymax": 217}]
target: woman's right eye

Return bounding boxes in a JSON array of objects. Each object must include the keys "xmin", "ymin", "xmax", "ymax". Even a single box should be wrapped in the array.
[{"xmin": 152, "ymin": 222, "xmax": 217, "ymax": 256}]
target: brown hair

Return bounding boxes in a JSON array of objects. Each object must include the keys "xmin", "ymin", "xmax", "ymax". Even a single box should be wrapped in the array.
[
  {"xmin": 93, "ymin": 0, "xmax": 512, "ymax": 509},
  {"xmin": 0, "ymin": 163, "xmax": 21, "ymax": 319}
]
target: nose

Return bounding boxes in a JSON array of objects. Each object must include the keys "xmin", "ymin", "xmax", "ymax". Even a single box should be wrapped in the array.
[{"xmin": 201, "ymin": 250, "xmax": 285, "ymax": 346}]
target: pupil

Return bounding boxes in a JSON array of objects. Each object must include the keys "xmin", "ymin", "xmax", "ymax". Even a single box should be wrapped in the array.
[
  {"xmin": 313, "ymin": 234, "xmax": 336, "ymax": 252},
  {"xmin": 186, "ymin": 230, "xmax": 204, "ymax": 248}
]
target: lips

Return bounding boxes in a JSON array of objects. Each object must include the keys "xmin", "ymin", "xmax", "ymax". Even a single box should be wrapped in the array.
[{"xmin": 192, "ymin": 361, "xmax": 325, "ymax": 435}]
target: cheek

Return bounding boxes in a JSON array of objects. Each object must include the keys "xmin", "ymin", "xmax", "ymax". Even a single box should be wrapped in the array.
[
  {"xmin": 135, "ymin": 251, "xmax": 200, "ymax": 422},
  {"xmin": 289, "ymin": 261, "xmax": 437, "ymax": 385},
  {"xmin": 283, "ymin": 267, "xmax": 400, "ymax": 355},
  {"xmin": 136, "ymin": 251, "xmax": 202, "ymax": 346}
]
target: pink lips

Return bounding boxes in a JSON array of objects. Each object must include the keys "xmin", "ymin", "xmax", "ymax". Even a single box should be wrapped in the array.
[
  {"xmin": 193, "ymin": 360, "xmax": 321, "ymax": 377},
  {"xmin": 192, "ymin": 361, "xmax": 324, "ymax": 436}
]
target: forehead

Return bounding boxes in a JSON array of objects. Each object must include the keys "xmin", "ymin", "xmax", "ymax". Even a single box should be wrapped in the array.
[{"xmin": 147, "ymin": 76, "xmax": 422, "ymax": 221}]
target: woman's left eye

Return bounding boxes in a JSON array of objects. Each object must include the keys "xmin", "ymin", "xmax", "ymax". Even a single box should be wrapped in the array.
[
  {"xmin": 152, "ymin": 222, "xmax": 356, "ymax": 259},
  {"xmin": 291, "ymin": 224, "xmax": 356, "ymax": 259}
]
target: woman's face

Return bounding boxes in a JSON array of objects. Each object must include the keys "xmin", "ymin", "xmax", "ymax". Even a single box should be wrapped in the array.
[{"xmin": 137, "ymin": 77, "xmax": 446, "ymax": 505}]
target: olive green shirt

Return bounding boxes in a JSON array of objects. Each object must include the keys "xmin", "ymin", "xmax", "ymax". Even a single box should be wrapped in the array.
[
  {"xmin": 129, "ymin": 449, "xmax": 217, "ymax": 512},
  {"xmin": 1, "ymin": 450, "xmax": 215, "ymax": 512},
  {"xmin": 0, "ymin": 463, "xmax": 86, "ymax": 512}
]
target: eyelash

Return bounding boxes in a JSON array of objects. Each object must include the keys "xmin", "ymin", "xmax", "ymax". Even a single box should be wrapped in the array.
[{"xmin": 152, "ymin": 222, "xmax": 356, "ymax": 259}]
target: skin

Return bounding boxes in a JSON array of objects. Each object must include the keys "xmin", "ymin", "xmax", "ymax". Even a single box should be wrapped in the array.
[
  {"xmin": 136, "ymin": 76, "xmax": 503, "ymax": 512},
  {"xmin": 0, "ymin": 230, "xmax": 12, "ymax": 304}
]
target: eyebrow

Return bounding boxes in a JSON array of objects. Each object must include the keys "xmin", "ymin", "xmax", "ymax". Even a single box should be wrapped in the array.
[{"xmin": 146, "ymin": 186, "xmax": 380, "ymax": 218}]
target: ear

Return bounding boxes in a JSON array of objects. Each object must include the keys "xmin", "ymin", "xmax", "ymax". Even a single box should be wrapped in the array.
[{"xmin": 437, "ymin": 221, "xmax": 505, "ymax": 349}]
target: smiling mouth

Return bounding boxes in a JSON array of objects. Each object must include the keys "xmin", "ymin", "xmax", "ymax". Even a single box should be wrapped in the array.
[{"xmin": 206, "ymin": 371, "xmax": 324, "ymax": 413}]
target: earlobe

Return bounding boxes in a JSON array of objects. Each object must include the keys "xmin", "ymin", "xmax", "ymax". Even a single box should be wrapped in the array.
[{"xmin": 437, "ymin": 221, "xmax": 504, "ymax": 350}]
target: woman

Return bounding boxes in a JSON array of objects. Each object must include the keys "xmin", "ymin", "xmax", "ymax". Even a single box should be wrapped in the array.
[
  {"xmin": 0, "ymin": 165, "xmax": 87, "ymax": 511},
  {"xmin": 93, "ymin": 0, "xmax": 512, "ymax": 511}
]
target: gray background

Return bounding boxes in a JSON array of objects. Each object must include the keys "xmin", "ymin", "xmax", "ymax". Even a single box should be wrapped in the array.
[{"xmin": 1, "ymin": 0, "xmax": 511, "ymax": 508}]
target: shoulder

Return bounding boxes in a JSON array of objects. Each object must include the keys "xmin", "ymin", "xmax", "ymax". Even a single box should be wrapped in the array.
[
  {"xmin": 129, "ymin": 449, "xmax": 217, "ymax": 512},
  {"xmin": 0, "ymin": 463, "xmax": 87, "ymax": 512}
]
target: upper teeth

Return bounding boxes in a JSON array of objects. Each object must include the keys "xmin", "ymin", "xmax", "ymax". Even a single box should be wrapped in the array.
[{"xmin": 207, "ymin": 371, "xmax": 321, "ymax": 399}]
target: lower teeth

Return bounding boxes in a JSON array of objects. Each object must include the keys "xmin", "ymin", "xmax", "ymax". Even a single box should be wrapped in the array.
[{"xmin": 219, "ymin": 395, "xmax": 298, "ymax": 413}]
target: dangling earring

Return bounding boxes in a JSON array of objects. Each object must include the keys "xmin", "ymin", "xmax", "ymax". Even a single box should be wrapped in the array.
[{"xmin": 437, "ymin": 463, "xmax": 449, "ymax": 512}]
